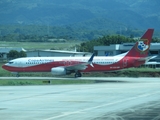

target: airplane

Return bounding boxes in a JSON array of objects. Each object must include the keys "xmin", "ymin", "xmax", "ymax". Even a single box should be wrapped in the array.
[{"xmin": 2, "ymin": 29, "xmax": 154, "ymax": 77}]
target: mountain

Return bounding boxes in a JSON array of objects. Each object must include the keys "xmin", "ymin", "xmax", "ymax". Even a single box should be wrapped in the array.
[{"xmin": 0, "ymin": 0, "xmax": 160, "ymax": 40}]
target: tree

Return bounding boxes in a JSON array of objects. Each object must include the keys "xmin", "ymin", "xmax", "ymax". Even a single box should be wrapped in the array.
[
  {"xmin": 79, "ymin": 35, "xmax": 135, "ymax": 52},
  {"xmin": 7, "ymin": 50, "xmax": 26, "ymax": 60},
  {"xmin": 19, "ymin": 51, "xmax": 27, "ymax": 57},
  {"xmin": 7, "ymin": 50, "xmax": 19, "ymax": 59}
]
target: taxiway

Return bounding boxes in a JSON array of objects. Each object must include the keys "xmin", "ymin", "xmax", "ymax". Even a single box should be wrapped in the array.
[{"xmin": 0, "ymin": 77, "xmax": 160, "ymax": 120}]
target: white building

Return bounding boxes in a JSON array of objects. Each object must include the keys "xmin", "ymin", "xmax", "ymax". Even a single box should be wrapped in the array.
[
  {"xmin": 94, "ymin": 43, "xmax": 160, "ymax": 68},
  {"xmin": 94, "ymin": 43, "xmax": 160, "ymax": 57}
]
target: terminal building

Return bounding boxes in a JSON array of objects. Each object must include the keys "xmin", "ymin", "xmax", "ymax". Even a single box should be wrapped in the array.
[
  {"xmin": 94, "ymin": 43, "xmax": 160, "ymax": 57},
  {"xmin": 94, "ymin": 43, "xmax": 160, "ymax": 68}
]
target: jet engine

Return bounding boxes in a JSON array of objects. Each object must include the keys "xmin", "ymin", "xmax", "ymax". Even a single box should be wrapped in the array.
[{"xmin": 51, "ymin": 67, "xmax": 71, "ymax": 75}]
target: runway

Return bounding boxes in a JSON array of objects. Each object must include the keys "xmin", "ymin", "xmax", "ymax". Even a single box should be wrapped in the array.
[{"xmin": 0, "ymin": 77, "xmax": 160, "ymax": 120}]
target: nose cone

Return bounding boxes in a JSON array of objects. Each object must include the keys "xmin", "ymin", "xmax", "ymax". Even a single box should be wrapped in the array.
[{"xmin": 2, "ymin": 64, "xmax": 8, "ymax": 71}]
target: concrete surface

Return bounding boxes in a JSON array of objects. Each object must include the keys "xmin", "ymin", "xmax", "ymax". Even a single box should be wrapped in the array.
[{"xmin": 0, "ymin": 77, "xmax": 160, "ymax": 120}]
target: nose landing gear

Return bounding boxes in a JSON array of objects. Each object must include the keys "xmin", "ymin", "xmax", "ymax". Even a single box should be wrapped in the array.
[{"xmin": 11, "ymin": 72, "xmax": 20, "ymax": 77}]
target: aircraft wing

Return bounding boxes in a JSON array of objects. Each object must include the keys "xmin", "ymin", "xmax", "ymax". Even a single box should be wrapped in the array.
[
  {"xmin": 65, "ymin": 53, "xmax": 95, "ymax": 71},
  {"xmin": 138, "ymin": 56, "xmax": 157, "ymax": 63}
]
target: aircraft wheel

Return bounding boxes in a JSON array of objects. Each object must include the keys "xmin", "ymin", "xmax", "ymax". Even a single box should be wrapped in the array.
[
  {"xmin": 75, "ymin": 72, "xmax": 82, "ymax": 78},
  {"xmin": 78, "ymin": 72, "xmax": 82, "ymax": 77}
]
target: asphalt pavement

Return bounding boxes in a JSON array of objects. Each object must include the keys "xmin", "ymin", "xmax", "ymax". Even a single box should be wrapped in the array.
[{"xmin": 0, "ymin": 77, "xmax": 160, "ymax": 120}]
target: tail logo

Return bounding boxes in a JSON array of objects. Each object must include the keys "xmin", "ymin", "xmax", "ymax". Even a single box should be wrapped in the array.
[{"xmin": 137, "ymin": 39, "xmax": 149, "ymax": 53}]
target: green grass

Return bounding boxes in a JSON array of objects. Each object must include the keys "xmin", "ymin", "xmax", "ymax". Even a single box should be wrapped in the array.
[
  {"xmin": 0, "ymin": 41, "xmax": 82, "ymax": 50},
  {"xmin": 125, "ymin": 67, "xmax": 160, "ymax": 72}
]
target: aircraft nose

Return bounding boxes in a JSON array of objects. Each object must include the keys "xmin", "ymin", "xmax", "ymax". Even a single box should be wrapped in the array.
[{"xmin": 2, "ymin": 64, "xmax": 8, "ymax": 70}]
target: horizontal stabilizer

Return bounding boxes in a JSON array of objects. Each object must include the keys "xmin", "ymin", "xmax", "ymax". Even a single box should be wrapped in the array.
[{"xmin": 137, "ymin": 55, "xmax": 157, "ymax": 62}]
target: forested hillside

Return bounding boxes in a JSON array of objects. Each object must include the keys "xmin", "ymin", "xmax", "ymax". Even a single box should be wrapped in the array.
[{"xmin": 0, "ymin": 0, "xmax": 160, "ymax": 40}]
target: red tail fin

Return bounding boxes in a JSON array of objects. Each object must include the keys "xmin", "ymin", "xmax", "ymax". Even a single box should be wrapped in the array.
[{"xmin": 126, "ymin": 29, "xmax": 154, "ymax": 57}]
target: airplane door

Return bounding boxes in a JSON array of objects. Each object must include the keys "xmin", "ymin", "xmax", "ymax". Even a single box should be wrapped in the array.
[{"xmin": 123, "ymin": 58, "xmax": 128, "ymax": 68}]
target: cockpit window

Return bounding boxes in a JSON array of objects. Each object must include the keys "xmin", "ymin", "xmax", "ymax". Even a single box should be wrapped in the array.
[{"xmin": 8, "ymin": 62, "xmax": 14, "ymax": 64}]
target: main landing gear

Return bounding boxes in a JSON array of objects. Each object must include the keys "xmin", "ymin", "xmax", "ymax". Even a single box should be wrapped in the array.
[{"xmin": 74, "ymin": 71, "xmax": 82, "ymax": 78}]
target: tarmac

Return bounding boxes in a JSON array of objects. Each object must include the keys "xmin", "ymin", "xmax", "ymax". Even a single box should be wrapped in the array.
[{"xmin": 0, "ymin": 77, "xmax": 160, "ymax": 120}]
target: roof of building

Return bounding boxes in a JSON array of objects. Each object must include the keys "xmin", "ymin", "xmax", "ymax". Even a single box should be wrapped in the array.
[
  {"xmin": 94, "ymin": 42, "xmax": 160, "ymax": 51},
  {"xmin": 0, "ymin": 47, "xmax": 26, "ymax": 53}
]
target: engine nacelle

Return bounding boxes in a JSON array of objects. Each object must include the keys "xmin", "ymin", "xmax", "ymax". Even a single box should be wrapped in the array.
[{"xmin": 51, "ymin": 67, "xmax": 67, "ymax": 75}]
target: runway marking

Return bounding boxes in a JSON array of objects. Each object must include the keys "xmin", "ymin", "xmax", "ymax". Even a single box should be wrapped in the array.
[{"xmin": 44, "ymin": 91, "xmax": 160, "ymax": 120}]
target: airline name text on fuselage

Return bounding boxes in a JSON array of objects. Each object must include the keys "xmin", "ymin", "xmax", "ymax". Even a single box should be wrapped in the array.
[{"xmin": 28, "ymin": 59, "xmax": 54, "ymax": 62}]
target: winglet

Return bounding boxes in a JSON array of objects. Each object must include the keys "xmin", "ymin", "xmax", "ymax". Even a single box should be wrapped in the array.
[
  {"xmin": 88, "ymin": 53, "xmax": 95, "ymax": 62},
  {"xmin": 88, "ymin": 53, "xmax": 95, "ymax": 67}
]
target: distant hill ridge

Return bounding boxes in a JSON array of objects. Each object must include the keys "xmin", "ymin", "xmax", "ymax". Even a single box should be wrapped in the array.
[{"xmin": 0, "ymin": 0, "xmax": 160, "ymax": 39}]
